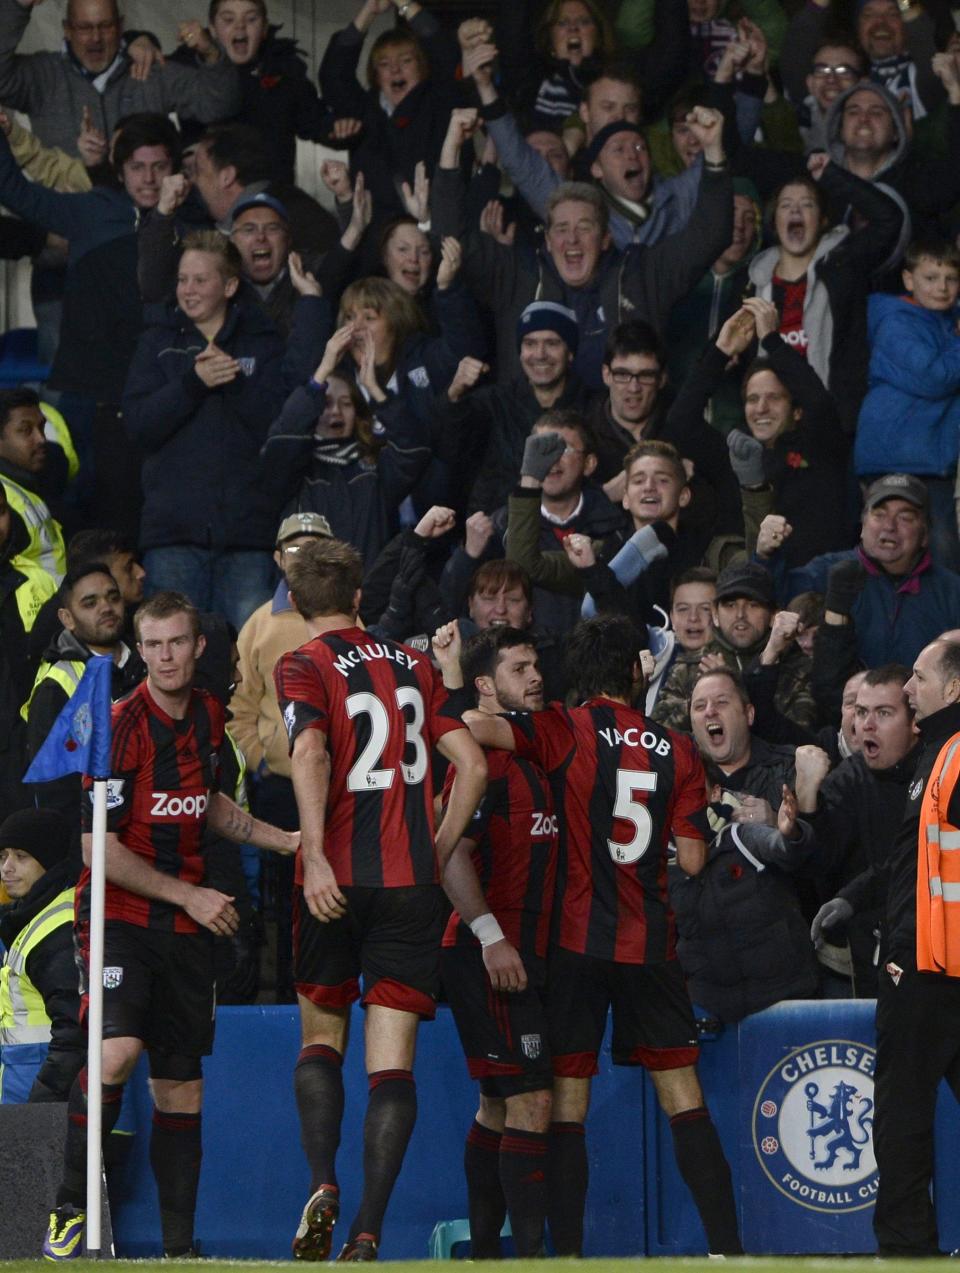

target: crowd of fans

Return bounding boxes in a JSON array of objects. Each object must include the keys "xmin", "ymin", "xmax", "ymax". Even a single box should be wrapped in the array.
[{"xmin": 5, "ymin": 0, "xmax": 960, "ymax": 1031}]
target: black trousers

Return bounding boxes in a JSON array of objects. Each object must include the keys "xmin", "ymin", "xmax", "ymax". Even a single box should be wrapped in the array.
[{"xmin": 873, "ymin": 965, "xmax": 960, "ymax": 1255}]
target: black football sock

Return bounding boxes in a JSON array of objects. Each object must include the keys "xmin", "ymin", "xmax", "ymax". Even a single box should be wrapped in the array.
[
  {"xmin": 150, "ymin": 1109, "xmax": 202, "ymax": 1255},
  {"xmin": 294, "ymin": 1044, "xmax": 345, "ymax": 1191},
  {"xmin": 58, "ymin": 1068, "xmax": 125, "ymax": 1207},
  {"xmin": 464, "ymin": 1119, "xmax": 505, "ymax": 1258},
  {"xmin": 669, "ymin": 1106, "xmax": 742, "ymax": 1254},
  {"xmin": 546, "ymin": 1121, "xmax": 588, "ymax": 1256},
  {"xmin": 500, "ymin": 1126, "xmax": 548, "ymax": 1257},
  {"xmin": 348, "ymin": 1069, "xmax": 417, "ymax": 1244}
]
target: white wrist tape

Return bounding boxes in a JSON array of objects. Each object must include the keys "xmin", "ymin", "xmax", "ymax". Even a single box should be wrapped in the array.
[{"xmin": 469, "ymin": 912, "xmax": 505, "ymax": 947}]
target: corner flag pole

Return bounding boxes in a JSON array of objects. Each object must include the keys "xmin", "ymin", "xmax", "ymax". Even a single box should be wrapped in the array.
[{"xmin": 85, "ymin": 777, "xmax": 108, "ymax": 1257}]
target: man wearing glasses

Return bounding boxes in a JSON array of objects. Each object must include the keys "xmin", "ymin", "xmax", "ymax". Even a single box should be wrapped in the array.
[
  {"xmin": 590, "ymin": 322, "xmax": 741, "ymax": 542},
  {"xmin": 0, "ymin": 0, "xmax": 238, "ymax": 156}
]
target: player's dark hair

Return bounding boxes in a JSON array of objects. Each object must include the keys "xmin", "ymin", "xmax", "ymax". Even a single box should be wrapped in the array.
[
  {"xmin": 603, "ymin": 320, "xmax": 664, "ymax": 369},
  {"xmin": 59, "ymin": 561, "xmax": 117, "ymax": 607},
  {"xmin": 534, "ymin": 408, "xmax": 597, "ymax": 457},
  {"xmin": 623, "ymin": 438, "xmax": 686, "ymax": 487},
  {"xmin": 565, "ymin": 614, "xmax": 644, "ymax": 702},
  {"xmin": 467, "ymin": 560, "xmax": 532, "ymax": 607},
  {"xmin": 904, "ymin": 237, "xmax": 960, "ymax": 273},
  {"xmin": 692, "ymin": 666, "xmax": 752, "ymax": 708},
  {"xmin": 196, "ymin": 123, "xmax": 273, "ymax": 186},
  {"xmin": 112, "ymin": 112, "xmax": 182, "ymax": 175},
  {"xmin": 670, "ymin": 566, "xmax": 717, "ymax": 600},
  {"xmin": 67, "ymin": 528, "xmax": 135, "ymax": 570},
  {"xmin": 0, "ymin": 387, "xmax": 40, "ymax": 433},
  {"xmin": 285, "ymin": 538, "xmax": 363, "ymax": 620},
  {"xmin": 862, "ymin": 662, "xmax": 911, "ymax": 690},
  {"xmin": 461, "ymin": 627, "xmax": 538, "ymax": 704},
  {"xmin": 134, "ymin": 591, "xmax": 201, "ymax": 641}
]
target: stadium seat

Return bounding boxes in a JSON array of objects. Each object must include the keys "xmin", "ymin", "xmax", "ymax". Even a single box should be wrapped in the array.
[
  {"xmin": 427, "ymin": 1217, "xmax": 512, "ymax": 1259},
  {"xmin": 0, "ymin": 327, "xmax": 50, "ymax": 387}
]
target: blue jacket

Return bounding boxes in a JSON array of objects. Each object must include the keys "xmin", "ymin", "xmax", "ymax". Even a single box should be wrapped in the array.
[
  {"xmin": 787, "ymin": 546, "xmax": 960, "ymax": 669},
  {"xmin": 854, "ymin": 293, "xmax": 960, "ymax": 477},
  {"xmin": 123, "ymin": 301, "xmax": 287, "ymax": 552}
]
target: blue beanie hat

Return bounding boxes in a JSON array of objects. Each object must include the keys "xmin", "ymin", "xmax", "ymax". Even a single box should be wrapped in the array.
[{"xmin": 516, "ymin": 301, "xmax": 579, "ymax": 353}]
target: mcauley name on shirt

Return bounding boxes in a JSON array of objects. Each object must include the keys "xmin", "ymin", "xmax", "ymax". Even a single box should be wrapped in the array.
[{"xmin": 331, "ymin": 643, "xmax": 422, "ymax": 678}]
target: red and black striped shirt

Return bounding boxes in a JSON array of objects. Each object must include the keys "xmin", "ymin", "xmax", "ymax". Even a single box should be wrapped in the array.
[
  {"xmin": 274, "ymin": 627, "xmax": 466, "ymax": 888},
  {"xmin": 78, "ymin": 682, "xmax": 224, "ymax": 934},
  {"xmin": 507, "ymin": 698, "xmax": 708, "ymax": 964},
  {"xmin": 441, "ymin": 749, "xmax": 557, "ymax": 958}
]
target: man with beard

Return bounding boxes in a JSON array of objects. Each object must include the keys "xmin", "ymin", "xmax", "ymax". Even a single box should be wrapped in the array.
[
  {"xmin": 23, "ymin": 562, "xmax": 142, "ymax": 830},
  {"xmin": 436, "ymin": 626, "xmax": 557, "ymax": 1258},
  {"xmin": 655, "ymin": 562, "xmax": 815, "ymax": 733}
]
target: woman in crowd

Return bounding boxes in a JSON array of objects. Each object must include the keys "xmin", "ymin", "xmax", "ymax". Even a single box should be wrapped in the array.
[{"xmin": 261, "ymin": 324, "xmax": 431, "ymax": 566}]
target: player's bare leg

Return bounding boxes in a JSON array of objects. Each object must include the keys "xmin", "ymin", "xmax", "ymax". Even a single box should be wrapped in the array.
[
  {"xmin": 293, "ymin": 998, "xmax": 350, "ymax": 1261},
  {"xmin": 546, "ymin": 1075, "xmax": 591, "ymax": 1255},
  {"xmin": 650, "ymin": 1065, "xmax": 742, "ymax": 1255},
  {"xmin": 331, "ymin": 1006, "xmax": 420, "ymax": 1261}
]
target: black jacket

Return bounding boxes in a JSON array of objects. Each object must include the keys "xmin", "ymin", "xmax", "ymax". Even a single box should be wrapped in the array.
[
  {"xmin": 434, "ymin": 373, "xmax": 592, "ymax": 517},
  {"xmin": 260, "ymin": 381, "xmax": 431, "ymax": 568},
  {"xmin": 676, "ymin": 332, "xmax": 851, "ymax": 569},
  {"xmin": 170, "ymin": 28, "xmax": 336, "ymax": 184},
  {"xmin": 807, "ymin": 745, "xmax": 920, "ymax": 994},
  {"xmin": 670, "ymin": 819, "xmax": 820, "ymax": 1023},
  {"xmin": 319, "ymin": 11, "xmax": 464, "ymax": 226}
]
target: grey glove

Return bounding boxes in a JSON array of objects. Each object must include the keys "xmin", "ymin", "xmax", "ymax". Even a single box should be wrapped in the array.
[
  {"xmin": 629, "ymin": 521, "xmax": 675, "ymax": 565},
  {"xmin": 810, "ymin": 896, "xmax": 853, "ymax": 947},
  {"xmin": 726, "ymin": 429, "xmax": 766, "ymax": 488},
  {"xmin": 521, "ymin": 431, "xmax": 566, "ymax": 482}
]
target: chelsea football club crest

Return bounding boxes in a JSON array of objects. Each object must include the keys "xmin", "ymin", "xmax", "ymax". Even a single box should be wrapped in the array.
[
  {"xmin": 72, "ymin": 700, "xmax": 93, "ymax": 746},
  {"xmin": 752, "ymin": 1039, "xmax": 877, "ymax": 1213}
]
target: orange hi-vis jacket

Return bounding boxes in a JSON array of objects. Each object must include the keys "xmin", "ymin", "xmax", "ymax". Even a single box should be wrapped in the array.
[{"xmin": 917, "ymin": 732, "xmax": 960, "ymax": 977}]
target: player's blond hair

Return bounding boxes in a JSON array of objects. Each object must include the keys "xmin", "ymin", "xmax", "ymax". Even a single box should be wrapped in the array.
[{"xmin": 285, "ymin": 539, "xmax": 363, "ymax": 620}]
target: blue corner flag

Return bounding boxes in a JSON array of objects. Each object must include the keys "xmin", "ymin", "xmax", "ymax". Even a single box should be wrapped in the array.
[{"xmin": 23, "ymin": 654, "xmax": 113, "ymax": 783}]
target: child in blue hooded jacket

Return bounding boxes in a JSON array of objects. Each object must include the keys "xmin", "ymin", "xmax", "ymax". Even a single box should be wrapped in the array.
[{"xmin": 854, "ymin": 238, "xmax": 960, "ymax": 573}]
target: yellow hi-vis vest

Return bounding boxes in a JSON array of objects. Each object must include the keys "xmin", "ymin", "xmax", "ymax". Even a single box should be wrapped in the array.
[
  {"xmin": 11, "ymin": 559, "xmax": 57, "ymax": 633},
  {"xmin": 21, "ymin": 657, "xmax": 85, "ymax": 722},
  {"xmin": 1, "ymin": 473, "xmax": 65, "ymax": 582},
  {"xmin": 917, "ymin": 733, "xmax": 960, "ymax": 977},
  {"xmin": 41, "ymin": 400, "xmax": 79, "ymax": 483},
  {"xmin": 0, "ymin": 885, "xmax": 75, "ymax": 1101}
]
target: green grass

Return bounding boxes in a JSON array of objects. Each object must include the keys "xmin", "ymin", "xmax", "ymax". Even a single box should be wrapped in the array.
[{"xmin": 0, "ymin": 1261, "xmax": 951, "ymax": 1272}]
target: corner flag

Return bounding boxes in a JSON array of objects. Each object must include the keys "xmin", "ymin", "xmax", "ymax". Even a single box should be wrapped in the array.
[{"xmin": 23, "ymin": 654, "xmax": 113, "ymax": 782}]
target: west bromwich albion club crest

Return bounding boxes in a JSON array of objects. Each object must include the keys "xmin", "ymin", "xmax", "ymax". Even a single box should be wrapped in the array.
[
  {"xmin": 103, "ymin": 966, "xmax": 123, "ymax": 989},
  {"xmin": 752, "ymin": 1039, "xmax": 877, "ymax": 1213}
]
